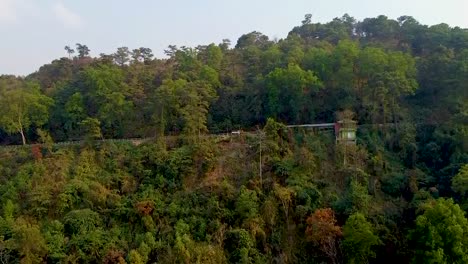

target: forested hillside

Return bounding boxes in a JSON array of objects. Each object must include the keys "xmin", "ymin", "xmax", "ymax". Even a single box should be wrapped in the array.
[{"xmin": 0, "ymin": 14, "xmax": 467, "ymax": 263}]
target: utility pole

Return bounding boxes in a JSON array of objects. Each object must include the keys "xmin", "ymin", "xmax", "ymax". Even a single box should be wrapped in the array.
[{"xmin": 258, "ymin": 128, "xmax": 266, "ymax": 188}]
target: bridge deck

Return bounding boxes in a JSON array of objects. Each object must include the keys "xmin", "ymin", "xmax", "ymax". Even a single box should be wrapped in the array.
[{"xmin": 286, "ymin": 123, "xmax": 335, "ymax": 128}]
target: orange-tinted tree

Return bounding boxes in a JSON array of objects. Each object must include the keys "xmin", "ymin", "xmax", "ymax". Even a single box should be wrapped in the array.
[{"xmin": 306, "ymin": 208, "xmax": 342, "ymax": 264}]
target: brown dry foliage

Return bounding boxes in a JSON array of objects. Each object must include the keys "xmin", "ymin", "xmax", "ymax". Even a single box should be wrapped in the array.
[
  {"xmin": 103, "ymin": 249, "xmax": 126, "ymax": 264},
  {"xmin": 306, "ymin": 208, "xmax": 342, "ymax": 242},
  {"xmin": 305, "ymin": 208, "xmax": 342, "ymax": 263},
  {"xmin": 135, "ymin": 200, "xmax": 154, "ymax": 216},
  {"xmin": 31, "ymin": 145, "xmax": 42, "ymax": 160}
]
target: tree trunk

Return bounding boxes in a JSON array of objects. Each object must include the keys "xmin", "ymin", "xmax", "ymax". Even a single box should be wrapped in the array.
[
  {"xmin": 20, "ymin": 128, "xmax": 26, "ymax": 145},
  {"xmin": 17, "ymin": 117, "xmax": 26, "ymax": 145}
]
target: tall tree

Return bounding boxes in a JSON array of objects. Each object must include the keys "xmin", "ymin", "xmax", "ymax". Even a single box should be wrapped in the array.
[
  {"xmin": 113, "ymin": 47, "xmax": 131, "ymax": 66},
  {"xmin": 150, "ymin": 79, "xmax": 179, "ymax": 136},
  {"xmin": 134, "ymin": 47, "xmax": 154, "ymax": 63},
  {"xmin": 0, "ymin": 78, "xmax": 53, "ymax": 144},
  {"xmin": 175, "ymin": 80, "xmax": 216, "ymax": 137},
  {"xmin": 82, "ymin": 64, "xmax": 132, "ymax": 137},
  {"xmin": 302, "ymin": 14, "xmax": 312, "ymax": 25},
  {"xmin": 75, "ymin": 43, "xmax": 90, "ymax": 58},
  {"xmin": 306, "ymin": 208, "xmax": 342, "ymax": 264},
  {"xmin": 265, "ymin": 64, "xmax": 322, "ymax": 123},
  {"xmin": 64, "ymin": 46, "xmax": 75, "ymax": 59},
  {"xmin": 64, "ymin": 92, "xmax": 87, "ymax": 137}
]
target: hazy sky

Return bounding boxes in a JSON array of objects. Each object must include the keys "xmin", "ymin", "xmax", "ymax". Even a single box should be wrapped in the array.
[{"xmin": 1, "ymin": 0, "xmax": 467, "ymax": 75}]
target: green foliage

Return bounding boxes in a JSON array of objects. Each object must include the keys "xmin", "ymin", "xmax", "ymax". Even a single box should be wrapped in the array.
[
  {"xmin": 452, "ymin": 164, "xmax": 468, "ymax": 196},
  {"xmin": 411, "ymin": 198, "xmax": 468, "ymax": 263},
  {"xmin": 0, "ymin": 77, "xmax": 53, "ymax": 144},
  {"xmin": 64, "ymin": 92, "xmax": 86, "ymax": 136},
  {"xmin": 128, "ymin": 249, "xmax": 144, "ymax": 264},
  {"xmin": 43, "ymin": 220, "xmax": 67, "ymax": 262},
  {"xmin": 82, "ymin": 64, "xmax": 132, "ymax": 137},
  {"xmin": 36, "ymin": 128, "xmax": 54, "ymax": 152},
  {"xmin": 380, "ymin": 172, "xmax": 407, "ymax": 197},
  {"xmin": 236, "ymin": 186, "xmax": 259, "ymax": 220},
  {"xmin": 80, "ymin": 117, "xmax": 102, "ymax": 141},
  {"xmin": 265, "ymin": 64, "xmax": 322, "ymax": 123},
  {"xmin": 343, "ymin": 212, "xmax": 381, "ymax": 264},
  {"xmin": 152, "ymin": 78, "xmax": 216, "ymax": 138},
  {"xmin": 336, "ymin": 176, "xmax": 371, "ymax": 215},
  {"xmin": 225, "ymin": 228, "xmax": 261, "ymax": 264},
  {"xmin": 64, "ymin": 209, "xmax": 102, "ymax": 233},
  {"xmin": 10, "ymin": 218, "xmax": 48, "ymax": 264}
]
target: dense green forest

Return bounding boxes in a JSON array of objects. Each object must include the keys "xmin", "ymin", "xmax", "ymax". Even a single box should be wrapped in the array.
[{"xmin": 0, "ymin": 14, "xmax": 467, "ymax": 263}]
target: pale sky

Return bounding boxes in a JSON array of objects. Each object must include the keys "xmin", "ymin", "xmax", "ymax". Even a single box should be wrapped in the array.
[{"xmin": 1, "ymin": 0, "xmax": 467, "ymax": 76}]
